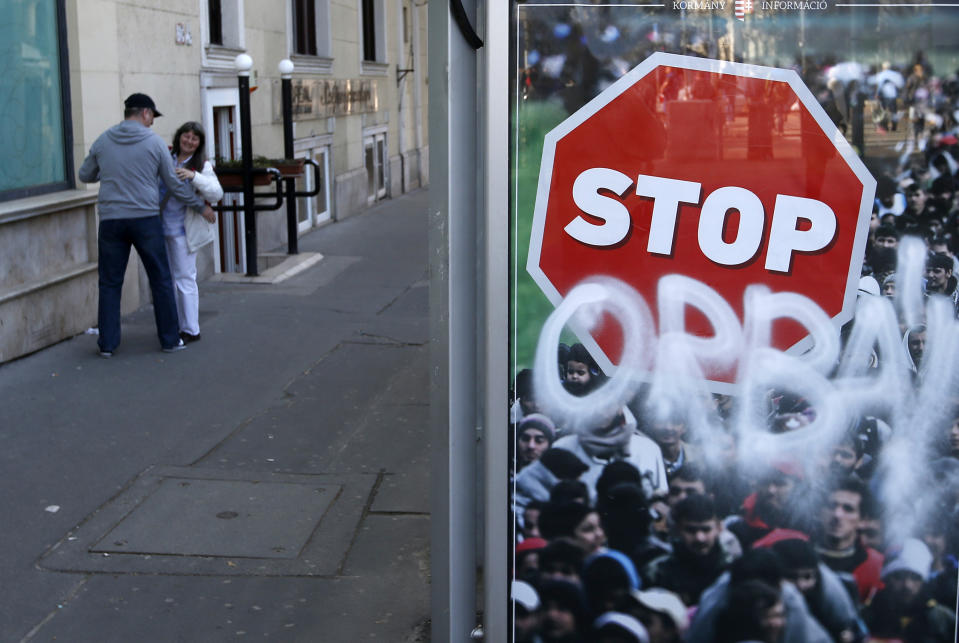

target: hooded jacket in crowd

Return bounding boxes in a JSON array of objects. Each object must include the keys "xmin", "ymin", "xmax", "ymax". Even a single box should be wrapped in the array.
[{"xmin": 684, "ymin": 572, "xmax": 831, "ymax": 643}]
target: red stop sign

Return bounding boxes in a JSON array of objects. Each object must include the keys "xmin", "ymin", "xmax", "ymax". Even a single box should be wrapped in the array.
[{"xmin": 528, "ymin": 53, "xmax": 875, "ymax": 387}]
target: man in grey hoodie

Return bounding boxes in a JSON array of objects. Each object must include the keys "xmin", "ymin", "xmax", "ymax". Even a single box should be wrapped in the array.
[{"xmin": 79, "ymin": 93, "xmax": 215, "ymax": 356}]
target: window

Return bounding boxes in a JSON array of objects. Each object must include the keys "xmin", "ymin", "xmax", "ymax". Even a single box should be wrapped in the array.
[
  {"xmin": 288, "ymin": 0, "xmax": 331, "ymax": 73},
  {"xmin": 202, "ymin": 0, "xmax": 244, "ymax": 67},
  {"xmin": 361, "ymin": 0, "xmax": 376, "ymax": 62},
  {"xmin": 293, "ymin": 0, "xmax": 317, "ymax": 56},
  {"xmin": 208, "ymin": 0, "xmax": 222, "ymax": 46},
  {"xmin": 0, "ymin": 0, "xmax": 72, "ymax": 201},
  {"xmin": 360, "ymin": 0, "xmax": 386, "ymax": 71}
]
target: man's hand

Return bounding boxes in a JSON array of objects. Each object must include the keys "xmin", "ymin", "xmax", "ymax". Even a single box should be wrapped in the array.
[
  {"xmin": 202, "ymin": 205, "xmax": 216, "ymax": 223},
  {"xmin": 175, "ymin": 167, "xmax": 196, "ymax": 181}
]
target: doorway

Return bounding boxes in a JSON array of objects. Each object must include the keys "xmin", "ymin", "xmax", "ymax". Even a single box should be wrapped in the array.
[
  {"xmin": 203, "ymin": 88, "xmax": 242, "ymax": 273},
  {"xmin": 363, "ymin": 129, "xmax": 388, "ymax": 204}
]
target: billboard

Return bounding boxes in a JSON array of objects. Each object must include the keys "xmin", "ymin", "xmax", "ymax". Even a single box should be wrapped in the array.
[{"xmin": 508, "ymin": 2, "xmax": 959, "ymax": 642}]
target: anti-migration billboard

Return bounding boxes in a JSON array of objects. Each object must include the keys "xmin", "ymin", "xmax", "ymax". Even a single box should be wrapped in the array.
[{"xmin": 509, "ymin": 2, "xmax": 959, "ymax": 641}]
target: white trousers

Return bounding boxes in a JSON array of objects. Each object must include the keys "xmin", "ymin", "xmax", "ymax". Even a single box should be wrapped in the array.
[{"xmin": 164, "ymin": 234, "xmax": 200, "ymax": 335}]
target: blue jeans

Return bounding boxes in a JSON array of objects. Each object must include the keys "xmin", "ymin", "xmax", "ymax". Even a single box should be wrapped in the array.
[{"xmin": 98, "ymin": 216, "xmax": 180, "ymax": 351}]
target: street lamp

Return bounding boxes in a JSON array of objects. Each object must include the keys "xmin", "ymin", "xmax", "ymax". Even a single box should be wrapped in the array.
[
  {"xmin": 235, "ymin": 54, "xmax": 258, "ymax": 276},
  {"xmin": 278, "ymin": 59, "xmax": 298, "ymax": 254}
]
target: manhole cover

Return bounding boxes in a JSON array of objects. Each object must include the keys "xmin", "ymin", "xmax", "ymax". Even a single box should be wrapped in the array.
[{"xmin": 92, "ymin": 478, "xmax": 338, "ymax": 559}]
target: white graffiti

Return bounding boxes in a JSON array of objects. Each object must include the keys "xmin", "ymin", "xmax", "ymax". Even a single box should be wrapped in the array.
[{"xmin": 532, "ymin": 237, "xmax": 959, "ymax": 542}]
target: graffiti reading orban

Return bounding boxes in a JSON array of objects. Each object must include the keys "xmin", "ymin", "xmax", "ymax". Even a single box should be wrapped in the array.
[{"xmin": 531, "ymin": 237, "xmax": 959, "ymax": 545}]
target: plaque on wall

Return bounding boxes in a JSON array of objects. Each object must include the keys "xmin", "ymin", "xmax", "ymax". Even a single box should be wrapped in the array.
[{"xmin": 272, "ymin": 79, "xmax": 379, "ymax": 121}]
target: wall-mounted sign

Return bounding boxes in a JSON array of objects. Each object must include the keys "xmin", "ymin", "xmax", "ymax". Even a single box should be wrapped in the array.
[{"xmin": 272, "ymin": 79, "xmax": 379, "ymax": 122}]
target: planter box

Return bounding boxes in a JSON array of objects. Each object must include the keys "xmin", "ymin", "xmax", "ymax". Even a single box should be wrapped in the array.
[
  {"xmin": 272, "ymin": 159, "xmax": 305, "ymax": 178},
  {"xmin": 214, "ymin": 168, "xmax": 274, "ymax": 187}
]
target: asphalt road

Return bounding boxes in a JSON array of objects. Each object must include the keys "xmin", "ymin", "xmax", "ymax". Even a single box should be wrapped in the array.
[{"xmin": 0, "ymin": 189, "xmax": 431, "ymax": 642}]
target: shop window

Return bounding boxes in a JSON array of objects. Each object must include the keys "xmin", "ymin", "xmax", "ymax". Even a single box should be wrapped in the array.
[{"xmin": 0, "ymin": 0, "xmax": 72, "ymax": 200}]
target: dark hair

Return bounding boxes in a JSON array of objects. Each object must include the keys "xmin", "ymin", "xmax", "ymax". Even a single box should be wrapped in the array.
[
  {"xmin": 537, "ymin": 579, "xmax": 590, "ymax": 633},
  {"xmin": 597, "ymin": 482, "xmax": 652, "ymax": 551},
  {"xmin": 596, "ymin": 461, "xmax": 642, "ymax": 500},
  {"xmin": 672, "ymin": 493, "xmax": 716, "ymax": 524},
  {"xmin": 716, "ymin": 580, "xmax": 783, "ymax": 643},
  {"xmin": 567, "ymin": 343, "xmax": 600, "ymax": 375},
  {"xmin": 558, "ymin": 343, "xmax": 570, "ymax": 379},
  {"xmin": 674, "ymin": 462, "xmax": 706, "ymax": 484},
  {"xmin": 171, "ymin": 121, "xmax": 207, "ymax": 172},
  {"xmin": 124, "ymin": 106, "xmax": 147, "ymax": 119},
  {"xmin": 550, "ymin": 480, "xmax": 590, "ymax": 506},
  {"xmin": 829, "ymin": 476, "xmax": 869, "ymax": 509},
  {"xmin": 931, "ymin": 174, "xmax": 956, "ymax": 195},
  {"xmin": 772, "ymin": 538, "xmax": 819, "ymax": 570},
  {"xmin": 539, "ymin": 538, "xmax": 587, "ymax": 572},
  {"xmin": 582, "ymin": 554, "xmax": 640, "ymax": 614},
  {"xmin": 928, "ymin": 252, "xmax": 953, "ymax": 272},
  {"xmin": 874, "ymin": 224, "xmax": 899, "ymax": 240},
  {"xmin": 539, "ymin": 502, "xmax": 594, "ymax": 540},
  {"xmin": 515, "ymin": 369, "xmax": 534, "ymax": 400},
  {"xmin": 729, "ymin": 548, "xmax": 784, "ymax": 586}
]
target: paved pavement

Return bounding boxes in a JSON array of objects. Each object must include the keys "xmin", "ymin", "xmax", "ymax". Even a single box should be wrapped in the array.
[{"xmin": 0, "ymin": 189, "xmax": 431, "ymax": 642}]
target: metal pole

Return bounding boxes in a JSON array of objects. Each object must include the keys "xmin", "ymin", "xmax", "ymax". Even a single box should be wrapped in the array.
[
  {"xmin": 236, "ymin": 54, "xmax": 258, "ymax": 276},
  {"xmin": 429, "ymin": 0, "xmax": 479, "ymax": 639},
  {"xmin": 483, "ymin": 2, "xmax": 509, "ymax": 639},
  {"xmin": 279, "ymin": 59, "xmax": 298, "ymax": 255}
]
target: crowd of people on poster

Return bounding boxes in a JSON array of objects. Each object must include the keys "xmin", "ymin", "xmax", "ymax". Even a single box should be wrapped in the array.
[{"xmin": 510, "ymin": 5, "xmax": 959, "ymax": 643}]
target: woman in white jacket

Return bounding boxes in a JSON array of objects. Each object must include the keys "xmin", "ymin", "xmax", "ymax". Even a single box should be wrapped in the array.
[{"xmin": 160, "ymin": 121, "xmax": 223, "ymax": 342}]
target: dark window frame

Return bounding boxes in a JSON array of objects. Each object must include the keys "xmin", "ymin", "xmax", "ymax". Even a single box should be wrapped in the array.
[
  {"xmin": 293, "ymin": 0, "xmax": 318, "ymax": 56},
  {"xmin": 361, "ymin": 0, "xmax": 377, "ymax": 62},
  {"xmin": 208, "ymin": 0, "xmax": 223, "ymax": 46},
  {"xmin": 0, "ymin": 0, "xmax": 74, "ymax": 203}
]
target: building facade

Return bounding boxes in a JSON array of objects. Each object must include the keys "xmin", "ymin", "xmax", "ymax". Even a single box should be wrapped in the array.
[{"xmin": 0, "ymin": 0, "xmax": 428, "ymax": 363}]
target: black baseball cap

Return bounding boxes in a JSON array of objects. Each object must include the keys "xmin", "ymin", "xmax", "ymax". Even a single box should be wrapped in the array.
[{"xmin": 124, "ymin": 93, "xmax": 162, "ymax": 117}]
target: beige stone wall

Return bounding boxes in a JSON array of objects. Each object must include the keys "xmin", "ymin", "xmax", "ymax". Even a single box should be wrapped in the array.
[
  {"xmin": 0, "ymin": 0, "xmax": 429, "ymax": 362},
  {"xmin": 67, "ymin": 0, "xmax": 428, "ymax": 204}
]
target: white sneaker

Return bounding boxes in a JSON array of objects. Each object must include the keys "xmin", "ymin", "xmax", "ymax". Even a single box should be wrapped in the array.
[{"xmin": 162, "ymin": 338, "xmax": 187, "ymax": 353}]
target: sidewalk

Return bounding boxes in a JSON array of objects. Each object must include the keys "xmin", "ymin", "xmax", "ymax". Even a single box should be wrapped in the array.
[{"xmin": 0, "ymin": 189, "xmax": 431, "ymax": 642}]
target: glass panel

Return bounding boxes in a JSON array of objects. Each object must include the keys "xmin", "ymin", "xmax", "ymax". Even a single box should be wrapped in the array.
[
  {"xmin": 316, "ymin": 149, "xmax": 329, "ymax": 216},
  {"xmin": 376, "ymin": 137, "xmax": 385, "ymax": 194},
  {"xmin": 0, "ymin": 1, "xmax": 66, "ymax": 196},
  {"xmin": 365, "ymin": 141, "xmax": 375, "ymax": 198},
  {"xmin": 296, "ymin": 163, "xmax": 310, "ymax": 225},
  {"xmin": 508, "ymin": 4, "xmax": 959, "ymax": 641}
]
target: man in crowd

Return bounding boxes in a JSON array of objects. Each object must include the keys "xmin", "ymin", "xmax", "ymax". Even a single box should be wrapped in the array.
[
  {"xmin": 643, "ymin": 414, "xmax": 700, "ymax": 482},
  {"xmin": 814, "ymin": 478, "xmax": 884, "ymax": 604},
  {"xmin": 553, "ymin": 411, "xmax": 668, "ymax": 502},
  {"xmin": 862, "ymin": 538, "xmax": 956, "ymax": 641},
  {"xmin": 925, "ymin": 252, "xmax": 958, "ymax": 311},
  {"xmin": 517, "ymin": 414, "xmax": 557, "ymax": 471},
  {"xmin": 79, "ymin": 93, "xmax": 214, "ymax": 356},
  {"xmin": 771, "ymin": 538, "xmax": 866, "ymax": 642},
  {"xmin": 727, "ymin": 462, "xmax": 805, "ymax": 548},
  {"xmin": 642, "ymin": 494, "xmax": 737, "ymax": 606}
]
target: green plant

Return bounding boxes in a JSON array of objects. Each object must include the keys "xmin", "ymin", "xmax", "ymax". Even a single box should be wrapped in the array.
[{"xmin": 213, "ymin": 155, "xmax": 299, "ymax": 169}]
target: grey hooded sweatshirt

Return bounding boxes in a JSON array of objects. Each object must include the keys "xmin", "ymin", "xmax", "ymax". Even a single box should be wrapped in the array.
[{"xmin": 79, "ymin": 120, "xmax": 205, "ymax": 220}]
